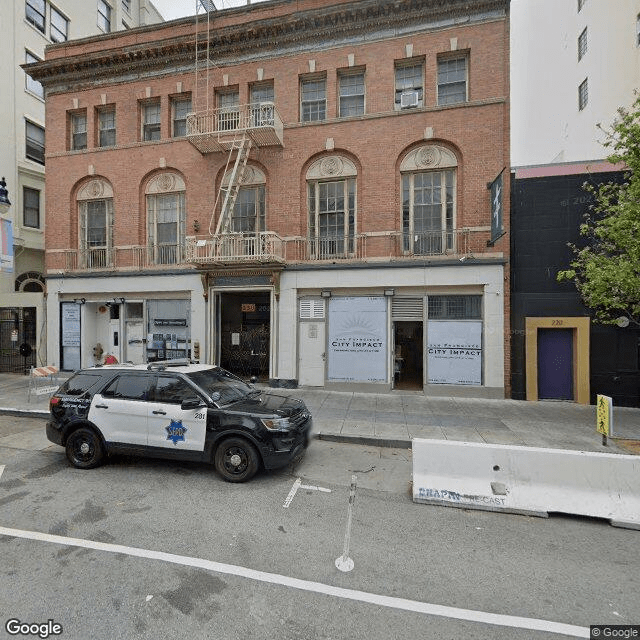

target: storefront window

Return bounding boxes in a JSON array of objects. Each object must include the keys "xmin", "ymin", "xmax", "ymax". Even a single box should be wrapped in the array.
[{"xmin": 146, "ymin": 299, "xmax": 190, "ymax": 361}]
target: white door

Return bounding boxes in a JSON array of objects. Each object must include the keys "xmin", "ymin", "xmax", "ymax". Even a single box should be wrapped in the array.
[
  {"xmin": 126, "ymin": 320, "xmax": 145, "ymax": 364},
  {"xmin": 298, "ymin": 321, "xmax": 325, "ymax": 387},
  {"xmin": 87, "ymin": 373, "xmax": 151, "ymax": 446},
  {"xmin": 146, "ymin": 375, "xmax": 207, "ymax": 451}
]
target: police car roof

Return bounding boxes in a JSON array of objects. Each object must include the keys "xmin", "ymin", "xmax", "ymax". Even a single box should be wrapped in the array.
[{"xmin": 85, "ymin": 362, "xmax": 216, "ymax": 374}]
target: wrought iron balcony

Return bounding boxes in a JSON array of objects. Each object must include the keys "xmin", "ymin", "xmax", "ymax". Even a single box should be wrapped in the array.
[
  {"xmin": 185, "ymin": 232, "xmax": 285, "ymax": 265},
  {"xmin": 186, "ymin": 102, "xmax": 284, "ymax": 153}
]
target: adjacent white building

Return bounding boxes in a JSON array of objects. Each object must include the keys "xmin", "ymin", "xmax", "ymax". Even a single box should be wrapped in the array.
[
  {"xmin": 0, "ymin": 0, "xmax": 163, "ymax": 371},
  {"xmin": 511, "ymin": 0, "xmax": 640, "ymax": 166}
]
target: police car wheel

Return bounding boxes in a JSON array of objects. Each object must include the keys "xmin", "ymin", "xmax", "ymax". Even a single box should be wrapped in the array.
[
  {"xmin": 214, "ymin": 437, "xmax": 259, "ymax": 483},
  {"xmin": 66, "ymin": 428, "xmax": 103, "ymax": 469}
]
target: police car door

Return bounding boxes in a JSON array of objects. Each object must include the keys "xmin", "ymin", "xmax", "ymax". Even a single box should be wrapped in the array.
[
  {"xmin": 88, "ymin": 373, "xmax": 151, "ymax": 447},
  {"xmin": 147, "ymin": 374, "xmax": 207, "ymax": 451}
]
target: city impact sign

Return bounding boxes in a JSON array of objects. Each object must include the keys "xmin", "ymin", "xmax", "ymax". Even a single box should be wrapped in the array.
[
  {"xmin": 328, "ymin": 296, "xmax": 387, "ymax": 383},
  {"xmin": 427, "ymin": 321, "xmax": 482, "ymax": 385}
]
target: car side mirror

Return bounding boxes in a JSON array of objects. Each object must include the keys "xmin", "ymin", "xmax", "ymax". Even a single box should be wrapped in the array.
[{"xmin": 181, "ymin": 397, "xmax": 204, "ymax": 410}]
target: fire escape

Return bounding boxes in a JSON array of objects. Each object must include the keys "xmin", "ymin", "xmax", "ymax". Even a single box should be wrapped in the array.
[{"xmin": 185, "ymin": 0, "xmax": 285, "ymax": 265}]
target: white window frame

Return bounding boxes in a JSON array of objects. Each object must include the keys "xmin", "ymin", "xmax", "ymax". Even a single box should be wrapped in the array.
[
  {"xmin": 437, "ymin": 55, "xmax": 468, "ymax": 106},
  {"xmin": 79, "ymin": 199, "xmax": 114, "ymax": 269},
  {"xmin": 300, "ymin": 76, "xmax": 327, "ymax": 122},
  {"xmin": 394, "ymin": 60, "xmax": 424, "ymax": 110},
  {"xmin": 26, "ymin": 0, "xmax": 46, "ymax": 33},
  {"xmin": 25, "ymin": 50, "xmax": 44, "ymax": 99},
  {"xmin": 98, "ymin": 0, "xmax": 112, "ymax": 33},
  {"xmin": 338, "ymin": 70, "xmax": 365, "ymax": 117},
  {"xmin": 171, "ymin": 96, "xmax": 191, "ymax": 137},
  {"xmin": 98, "ymin": 107, "xmax": 116, "ymax": 147},
  {"xmin": 50, "ymin": 6, "xmax": 69, "ymax": 43},
  {"xmin": 23, "ymin": 186, "xmax": 40, "ymax": 229},
  {"xmin": 25, "ymin": 120, "xmax": 45, "ymax": 164},
  {"xmin": 142, "ymin": 100, "xmax": 161, "ymax": 141},
  {"xmin": 70, "ymin": 112, "xmax": 87, "ymax": 150}
]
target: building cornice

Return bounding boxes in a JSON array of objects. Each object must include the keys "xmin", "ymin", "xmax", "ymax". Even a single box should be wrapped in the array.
[{"xmin": 26, "ymin": 0, "xmax": 508, "ymax": 94}]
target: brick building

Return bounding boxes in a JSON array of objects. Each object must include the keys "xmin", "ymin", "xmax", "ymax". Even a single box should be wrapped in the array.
[{"xmin": 28, "ymin": 0, "xmax": 511, "ymax": 396}]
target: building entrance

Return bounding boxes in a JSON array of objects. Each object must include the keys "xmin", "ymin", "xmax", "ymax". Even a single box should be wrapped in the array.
[
  {"xmin": 217, "ymin": 291, "xmax": 270, "ymax": 381},
  {"xmin": 393, "ymin": 321, "xmax": 423, "ymax": 390}
]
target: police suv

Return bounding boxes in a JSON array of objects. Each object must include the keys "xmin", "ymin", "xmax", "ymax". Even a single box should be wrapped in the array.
[{"xmin": 47, "ymin": 360, "xmax": 312, "ymax": 482}]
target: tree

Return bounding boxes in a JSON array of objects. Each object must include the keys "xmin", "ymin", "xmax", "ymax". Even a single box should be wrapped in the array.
[{"xmin": 557, "ymin": 95, "xmax": 640, "ymax": 327}]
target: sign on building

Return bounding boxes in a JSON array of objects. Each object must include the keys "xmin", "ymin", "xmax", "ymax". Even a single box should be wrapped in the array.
[
  {"xmin": 427, "ymin": 321, "xmax": 482, "ymax": 385},
  {"xmin": 328, "ymin": 297, "xmax": 387, "ymax": 383}
]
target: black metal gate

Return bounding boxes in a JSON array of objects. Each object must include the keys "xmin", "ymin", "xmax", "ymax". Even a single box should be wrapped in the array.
[{"xmin": 0, "ymin": 307, "xmax": 37, "ymax": 373}]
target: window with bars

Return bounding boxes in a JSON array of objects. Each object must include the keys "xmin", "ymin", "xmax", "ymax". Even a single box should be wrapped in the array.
[
  {"xmin": 301, "ymin": 76, "xmax": 326, "ymax": 122},
  {"xmin": 578, "ymin": 27, "xmax": 588, "ymax": 60},
  {"xmin": 142, "ymin": 101, "xmax": 161, "ymax": 141},
  {"xmin": 579, "ymin": 78, "xmax": 588, "ymax": 110},
  {"xmin": 394, "ymin": 61, "xmax": 423, "ymax": 109},
  {"xmin": 147, "ymin": 192, "xmax": 185, "ymax": 264},
  {"xmin": 402, "ymin": 170, "xmax": 455, "ymax": 254},
  {"xmin": 26, "ymin": 0, "xmax": 45, "ymax": 33},
  {"xmin": 171, "ymin": 97, "xmax": 191, "ymax": 137},
  {"xmin": 50, "ymin": 6, "xmax": 69, "ymax": 42},
  {"xmin": 25, "ymin": 51, "xmax": 44, "ymax": 99},
  {"xmin": 98, "ymin": 107, "xmax": 116, "ymax": 147},
  {"xmin": 427, "ymin": 296, "xmax": 482, "ymax": 320},
  {"xmin": 79, "ymin": 199, "xmax": 113, "ymax": 268},
  {"xmin": 437, "ymin": 56, "xmax": 467, "ymax": 105},
  {"xmin": 339, "ymin": 71, "xmax": 365, "ymax": 117},
  {"xmin": 25, "ymin": 120, "xmax": 45, "ymax": 164},
  {"xmin": 250, "ymin": 82, "xmax": 274, "ymax": 126},
  {"xmin": 23, "ymin": 187, "xmax": 40, "ymax": 228},
  {"xmin": 70, "ymin": 112, "xmax": 87, "ymax": 150},
  {"xmin": 98, "ymin": 0, "xmax": 111, "ymax": 32},
  {"xmin": 308, "ymin": 178, "xmax": 356, "ymax": 258}
]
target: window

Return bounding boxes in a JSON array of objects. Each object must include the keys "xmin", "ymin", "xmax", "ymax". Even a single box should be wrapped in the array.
[
  {"xmin": 50, "ymin": 6, "xmax": 69, "ymax": 42},
  {"xmin": 308, "ymin": 180, "xmax": 356, "ymax": 258},
  {"xmin": 26, "ymin": 0, "xmax": 45, "ymax": 32},
  {"xmin": 402, "ymin": 170, "xmax": 455, "ymax": 254},
  {"xmin": 146, "ymin": 173, "xmax": 186, "ymax": 265},
  {"xmin": 250, "ymin": 83, "xmax": 274, "ymax": 126},
  {"xmin": 103, "ymin": 375, "xmax": 151, "ymax": 400},
  {"xmin": 23, "ymin": 187, "xmax": 40, "ymax": 228},
  {"xmin": 25, "ymin": 121, "xmax": 45, "ymax": 164},
  {"xmin": 217, "ymin": 91, "xmax": 239, "ymax": 131},
  {"xmin": 98, "ymin": 0, "xmax": 111, "ymax": 32},
  {"xmin": 579, "ymin": 78, "xmax": 588, "ymax": 110},
  {"xmin": 578, "ymin": 0, "xmax": 585, "ymax": 11},
  {"xmin": 428, "ymin": 296, "xmax": 481, "ymax": 319},
  {"xmin": 25, "ymin": 51, "xmax": 44, "ymax": 99},
  {"xmin": 58, "ymin": 372, "xmax": 104, "ymax": 396},
  {"xmin": 339, "ymin": 71, "xmax": 365, "ymax": 117},
  {"xmin": 301, "ymin": 76, "xmax": 326, "ymax": 122},
  {"xmin": 578, "ymin": 27, "xmax": 587, "ymax": 60},
  {"xmin": 80, "ymin": 199, "xmax": 113, "ymax": 268},
  {"xmin": 395, "ymin": 60, "xmax": 423, "ymax": 109},
  {"xmin": 231, "ymin": 186, "xmax": 265, "ymax": 233},
  {"xmin": 122, "ymin": 0, "xmax": 130, "ymax": 12},
  {"xmin": 98, "ymin": 107, "xmax": 116, "ymax": 147},
  {"xmin": 437, "ymin": 57, "xmax": 467, "ymax": 106},
  {"xmin": 70, "ymin": 112, "xmax": 87, "ymax": 150},
  {"xmin": 142, "ymin": 101, "xmax": 161, "ymax": 141},
  {"xmin": 172, "ymin": 97, "xmax": 191, "ymax": 137},
  {"xmin": 152, "ymin": 377, "xmax": 195, "ymax": 404}
]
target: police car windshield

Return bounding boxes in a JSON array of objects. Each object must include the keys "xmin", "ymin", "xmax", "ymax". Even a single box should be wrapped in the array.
[{"xmin": 187, "ymin": 368, "xmax": 252, "ymax": 405}]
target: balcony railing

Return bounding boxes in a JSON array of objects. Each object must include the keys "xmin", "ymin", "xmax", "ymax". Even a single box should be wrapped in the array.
[
  {"xmin": 186, "ymin": 102, "xmax": 284, "ymax": 153},
  {"xmin": 185, "ymin": 232, "xmax": 285, "ymax": 265},
  {"xmin": 46, "ymin": 230, "xmax": 493, "ymax": 273}
]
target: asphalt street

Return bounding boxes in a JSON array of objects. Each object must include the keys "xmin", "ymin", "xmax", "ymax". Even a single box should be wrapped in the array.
[{"xmin": 0, "ymin": 416, "xmax": 638, "ymax": 640}]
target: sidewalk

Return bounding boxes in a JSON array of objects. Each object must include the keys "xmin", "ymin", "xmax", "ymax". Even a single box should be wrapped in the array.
[{"xmin": 0, "ymin": 372, "xmax": 638, "ymax": 455}]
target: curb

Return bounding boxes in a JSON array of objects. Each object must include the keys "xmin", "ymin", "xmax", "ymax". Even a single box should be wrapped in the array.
[
  {"xmin": 0, "ymin": 408, "xmax": 49, "ymax": 419},
  {"xmin": 315, "ymin": 432, "xmax": 412, "ymax": 449}
]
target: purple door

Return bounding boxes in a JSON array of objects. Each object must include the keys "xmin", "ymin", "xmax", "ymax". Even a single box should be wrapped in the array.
[{"xmin": 537, "ymin": 329, "xmax": 574, "ymax": 400}]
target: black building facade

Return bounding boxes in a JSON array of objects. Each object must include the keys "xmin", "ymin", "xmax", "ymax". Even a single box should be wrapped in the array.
[{"xmin": 511, "ymin": 163, "xmax": 640, "ymax": 408}]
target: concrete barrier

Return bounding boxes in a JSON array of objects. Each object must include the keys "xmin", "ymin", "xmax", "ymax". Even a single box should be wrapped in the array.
[{"xmin": 412, "ymin": 439, "xmax": 640, "ymax": 530}]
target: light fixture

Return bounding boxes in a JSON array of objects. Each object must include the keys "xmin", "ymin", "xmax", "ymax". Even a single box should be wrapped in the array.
[
  {"xmin": 321, "ymin": 290, "xmax": 331, "ymax": 298},
  {"xmin": 72, "ymin": 298, "xmax": 86, "ymax": 305},
  {"xmin": 0, "ymin": 177, "xmax": 11, "ymax": 215},
  {"xmin": 114, "ymin": 297, "xmax": 125, "ymax": 304},
  {"xmin": 384, "ymin": 289, "xmax": 395, "ymax": 297}
]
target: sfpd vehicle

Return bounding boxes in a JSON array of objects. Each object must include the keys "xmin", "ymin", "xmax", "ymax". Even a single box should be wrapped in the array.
[{"xmin": 47, "ymin": 361, "xmax": 312, "ymax": 482}]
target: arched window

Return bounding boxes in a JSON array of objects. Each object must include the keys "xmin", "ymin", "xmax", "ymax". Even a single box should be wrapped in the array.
[
  {"xmin": 306, "ymin": 156, "xmax": 357, "ymax": 258},
  {"xmin": 221, "ymin": 166, "xmax": 266, "ymax": 233},
  {"xmin": 146, "ymin": 172, "xmax": 186, "ymax": 264},
  {"xmin": 400, "ymin": 145, "xmax": 457, "ymax": 255},
  {"xmin": 15, "ymin": 271, "xmax": 45, "ymax": 292},
  {"xmin": 77, "ymin": 178, "xmax": 114, "ymax": 268}
]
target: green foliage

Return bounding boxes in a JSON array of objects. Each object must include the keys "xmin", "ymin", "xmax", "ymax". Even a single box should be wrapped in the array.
[{"xmin": 557, "ymin": 95, "xmax": 640, "ymax": 326}]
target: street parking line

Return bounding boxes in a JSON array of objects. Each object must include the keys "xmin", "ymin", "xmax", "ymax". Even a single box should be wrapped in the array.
[{"xmin": 0, "ymin": 525, "xmax": 589, "ymax": 638}]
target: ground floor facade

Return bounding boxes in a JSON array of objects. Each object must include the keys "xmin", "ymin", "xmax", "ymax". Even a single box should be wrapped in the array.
[{"xmin": 46, "ymin": 260, "xmax": 506, "ymax": 397}]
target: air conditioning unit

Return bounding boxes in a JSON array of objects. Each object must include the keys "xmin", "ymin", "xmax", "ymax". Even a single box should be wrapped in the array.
[{"xmin": 400, "ymin": 90, "xmax": 420, "ymax": 108}]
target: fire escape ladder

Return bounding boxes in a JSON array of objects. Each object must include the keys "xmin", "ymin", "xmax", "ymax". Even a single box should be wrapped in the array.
[
  {"xmin": 194, "ymin": 0, "xmax": 216, "ymax": 115},
  {"xmin": 215, "ymin": 134, "xmax": 253, "ymax": 236}
]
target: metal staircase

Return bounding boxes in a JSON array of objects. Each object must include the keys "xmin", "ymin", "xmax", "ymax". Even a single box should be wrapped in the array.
[
  {"xmin": 194, "ymin": 0, "xmax": 216, "ymax": 115},
  {"xmin": 214, "ymin": 133, "xmax": 253, "ymax": 236}
]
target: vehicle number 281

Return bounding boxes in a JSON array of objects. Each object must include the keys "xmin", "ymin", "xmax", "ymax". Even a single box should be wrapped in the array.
[{"xmin": 194, "ymin": 412, "xmax": 206, "ymax": 420}]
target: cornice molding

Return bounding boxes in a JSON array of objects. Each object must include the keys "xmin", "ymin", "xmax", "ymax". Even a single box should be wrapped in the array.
[{"xmin": 27, "ymin": 0, "xmax": 508, "ymax": 94}]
